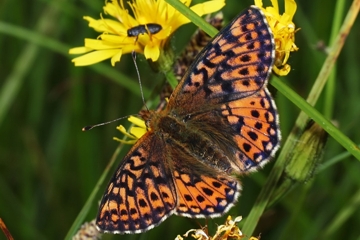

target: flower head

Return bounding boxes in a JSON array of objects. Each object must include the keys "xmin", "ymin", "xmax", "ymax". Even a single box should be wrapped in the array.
[
  {"xmin": 254, "ymin": 0, "xmax": 299, "ymax": 76},
  {"xmin": 70, "ymin": 0, "xmax": 225, "ymax": 66},
  {"xmin": 175, "ymin": 216, "xmax": 258, "ymax": 240}
]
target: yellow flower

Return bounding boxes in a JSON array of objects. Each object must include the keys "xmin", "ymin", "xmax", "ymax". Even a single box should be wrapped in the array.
[
  {"xmin": 175, "ymin": 216, "xmax": 256, "ymax": 240},
  {"xmin": 254, "ymin": 0, "xmax": 299, "ymax": 76},
  {"xmin": 113, "ymin": 116, "xmax": 147, "ymax": 144},
  {"xmin": 69, "ymin": 0, "xmax": 225, "ymax": 66}
]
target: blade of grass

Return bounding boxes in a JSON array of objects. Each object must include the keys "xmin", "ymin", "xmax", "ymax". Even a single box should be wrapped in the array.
[
  {"xmin": 0, "ymin": 3, "xmax": 64, "ymax": 127},
  {"xmin": 323, "ymin": 0, "xmax": 346, "ymax": 118},
  {"xmin": 272, "ymin": 77, "xmax": 360, "ymax": 160},
  {"xmin": 322, "ymin": 188, "xmax": 360, "ymax": 238},
  {"xmin": 293, "ymin": 0, "xmax": 360, "ymax": 129},
  {"xmin": 318, "ymin": 145, "xmax": 360, "ymax": 172}
]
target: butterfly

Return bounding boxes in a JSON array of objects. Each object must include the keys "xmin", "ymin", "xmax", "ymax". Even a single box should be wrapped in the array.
[{"xmin": 96, "ymin": 5, "xmax": 280, "ymax": 234}]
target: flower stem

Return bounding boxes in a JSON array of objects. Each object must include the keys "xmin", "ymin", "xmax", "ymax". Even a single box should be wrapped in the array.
[{"xmin": 323, "ymin": 0, "xmax": 346, "ymax": 119}]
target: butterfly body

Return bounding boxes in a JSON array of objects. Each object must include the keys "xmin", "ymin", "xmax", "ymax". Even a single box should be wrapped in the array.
[
  {"xmin": 96, "ymin": 6, "xmax": 280, "ymax": 234},
  {"xmin": 152, "ymin": 110, "xmax": 235, "ymax": 172}
]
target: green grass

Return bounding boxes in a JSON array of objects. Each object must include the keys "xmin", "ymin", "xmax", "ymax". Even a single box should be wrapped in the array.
[{"xmin": 1, "ymin": 0, "xmax": 360, "ymax": 239}]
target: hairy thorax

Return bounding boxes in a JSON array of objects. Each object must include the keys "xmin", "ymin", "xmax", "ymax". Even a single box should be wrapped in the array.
[{"xmin": 147, "ymin": 110, "xmax": 235, "ymax": 174}]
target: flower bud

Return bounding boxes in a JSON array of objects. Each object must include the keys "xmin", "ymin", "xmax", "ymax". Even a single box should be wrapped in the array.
[{"xmin": 285, "ymin": 121, "xmax": 328, "ymax": 182}]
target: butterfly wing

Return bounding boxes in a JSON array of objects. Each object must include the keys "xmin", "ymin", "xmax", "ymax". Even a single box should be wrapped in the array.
[
  {"xmin": 168, "ymin": 6, "xmax": 279, "ymax": 172},
  {"xmin": 170, "ymin": 6, "xmax": 274, "ymax": 114},
  {"xmin": 96, "ymin": 132, "xmax": 177, "ymax": 234},
  {"xmin": 163, "ymin": 140, "xmax": 240, "ymax": 217},
  {"xmin": 220, "ymin": 87, "xmax": 280, "ymax": 171}
]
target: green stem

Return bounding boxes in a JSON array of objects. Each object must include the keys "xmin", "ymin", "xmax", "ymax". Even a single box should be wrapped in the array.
[
  {"xmin": 165, "ymin": 70, "xmax": 179, "ymax": 89},
  {"xmin": 272, "ymin": 77, "xmax": 360, "ymax": 160},
  {"xmin": 295, "ymin": 0, "xmax": 360, "ymax": 129},
  {"xmin": 322, "ymin": 188, "xmax": 360, "ymax": 238},
  {"xmin": 64, "ymin": 144, "xmax": 124, "ymax": 239},
  {"xmin": 323, "ymin": 0, "xmax": 346, "ymax": 119}
]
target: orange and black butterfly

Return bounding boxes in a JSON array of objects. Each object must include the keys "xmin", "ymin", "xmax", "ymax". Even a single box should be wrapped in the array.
[{"xmin": 96, "ymin": 5, "xmax": 280, "ymax": 234}]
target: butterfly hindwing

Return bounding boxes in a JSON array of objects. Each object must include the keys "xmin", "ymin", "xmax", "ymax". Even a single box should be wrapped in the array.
[
  {"xmin": 96, "ymin": 132, "xmax": 177, "ymax": 234},
  {"xmin": 163, "ymin": 143, "xmax": 240, "ymax": 217},
  {"xmin": 221, "ymin": 88, "xmax": 280, "ymax": 172}
]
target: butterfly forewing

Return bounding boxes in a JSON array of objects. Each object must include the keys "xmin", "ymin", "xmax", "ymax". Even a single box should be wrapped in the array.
[
  {"xmin": 171, "ymin": 7, "xmax": 274, "ymax": 115},
  {"xmin": 168, "ymin": 6, "xmax": 279, "ymax": 172},
  {"xmin": 96, "ymin": 133, "xmax": 177, "ymax": 234}
]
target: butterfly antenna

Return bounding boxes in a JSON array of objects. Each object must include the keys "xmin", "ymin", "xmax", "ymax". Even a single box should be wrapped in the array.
[
  {"xmin": 131, "ymin": 51, "xmax": 149, "ymax": 112},
  {"xmin": 82, "ymin": 116, "xmax": 132, "ymax": 131}
]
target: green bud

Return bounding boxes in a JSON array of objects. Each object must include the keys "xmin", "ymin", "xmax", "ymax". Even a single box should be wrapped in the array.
[{"xmin": 285, "ymin": 120, "xmax": 328, "ymax": 182}]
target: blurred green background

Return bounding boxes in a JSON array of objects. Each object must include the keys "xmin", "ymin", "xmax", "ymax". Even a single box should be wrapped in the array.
[{"xmin": 1, "ymin": 0, "xmax": 360, "ymax": 239}]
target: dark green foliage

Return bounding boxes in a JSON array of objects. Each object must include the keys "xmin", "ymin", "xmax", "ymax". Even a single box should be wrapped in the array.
[{"xmin": 0, "ymin": 0, "xmax": 359, "ymax": 239}]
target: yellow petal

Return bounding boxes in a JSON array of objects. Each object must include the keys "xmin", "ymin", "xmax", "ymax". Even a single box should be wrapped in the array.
[
  {"xmin": 84, "ymin": 38, "xmax": 119, "ymax": 49},
  {"xmin": 103, "ymin": 2, "xmax": 117, "ymax": 16},
  {"xmin": 103, "ymin": 2, "xmax": 129, "ymax": 20},
  {"xmin": 285, "ymin": 0, "xmax": 297, "ymax": 20},
  {"xmin": 122, "ymin": 44, "xmax": 142, "ymax": 54},
  {"xmin": 144, "ymin": 44, "xmax": 160, "ymax": 61},
  {"xmin": 116, "ymin": 125, "xmax": 137, "ymax": 139},
  {"xmin": 71, "ymin": 49, "xmax": 119, "ymax": 66},
  {"xmin": 100, "ymin": 34, "xmax": 134, "ymax": 44},
  {"xmin": 69, "ymin": 46, "xmax": 92, "ymax": 54},
  {"xmin": 174, "ymin": 0, "xmax": 225, "ymax": 28},
  {"xmin": 105, "ymin": 3, "xmax": 138, "ymax": 29},
  {"xmin": 254, "ymin": 0, "xmax": 263, "ymax": 8},
  {"xmin": 273, "ymin": 64, "xmax": 291, "ymax": 76},
  {"xmin": 100, "ymin": 19, "xmax": 128, "ymax": 35},
  {"xmin": 279, "ymin": 13, "xmax": 292, "ymax": 26},
  {"xmin": 83, "ymin": 16, "xmax": 108, "ymax": 33},
  {"xmin": 270, "ymin": 0, "xmax": 279, "ymax": 13},
  {"xmin": 190, "ymin": 0, "xmax": 225, "ymax": 17},
  {"xmin": 130, "ymin": 126, "xmax": 147, "ymax": 139},
  {"xmin": 266, "ymin": 7, "xmax": 280, "ymax": 19},
  {"xmin": 128, "ymin": 116, "xmax": 146, "ymax": 128},
  {"xmin": 110, "ymin": 49, "xmax": 123, "ymax": 66},
  {"xmin": 154, "ymin": 26, "xmax": 172, "ymax": 40}
]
